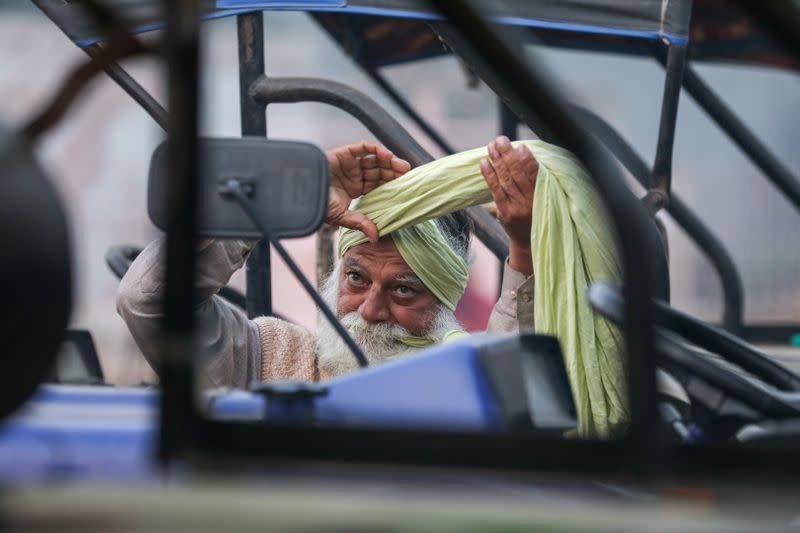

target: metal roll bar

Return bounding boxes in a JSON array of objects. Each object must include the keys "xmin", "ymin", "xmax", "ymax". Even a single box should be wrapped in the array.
[
  {"xmin": 159, "ymin": 0, "xmax": 202, "ymax": 461},
  {"xmin": 237, "ymin": 13, "xmax": 272, "ymax": 319},
  {"xmin": 643, "ymin": 42, "xmax": 688, "ymax": 214},
  {"xmin": 572, "ymin": 105, "xmax": 744, "ymax": 335},
  {"xmin": 362, "ymin": 66, "xmax": 457, "ymax": 155},
  {"xmin": 654, "ymin": 50, "xmax": 800, "ymax": 213}
]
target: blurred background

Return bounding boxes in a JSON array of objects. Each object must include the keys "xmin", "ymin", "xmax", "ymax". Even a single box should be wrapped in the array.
[{"xmin": 0, "ymin": 1, "xmax": 797, "ymax": 384}]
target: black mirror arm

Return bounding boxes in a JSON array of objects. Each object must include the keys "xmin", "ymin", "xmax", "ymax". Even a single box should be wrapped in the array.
[{"xmin": 220, "ymin": 178, "xmax": 369, "ymax": 369}]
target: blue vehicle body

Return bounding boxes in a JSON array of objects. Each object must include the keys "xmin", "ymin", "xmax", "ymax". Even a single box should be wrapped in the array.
[{"xmin": 0, "ymin": 336, "xmax": 573, "ymax": 482}]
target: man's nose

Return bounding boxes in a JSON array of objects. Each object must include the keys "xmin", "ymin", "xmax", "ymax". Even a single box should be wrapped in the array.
[{"xmin": 358, "ymin": 286, "xmax": 390, "ymax": 323}]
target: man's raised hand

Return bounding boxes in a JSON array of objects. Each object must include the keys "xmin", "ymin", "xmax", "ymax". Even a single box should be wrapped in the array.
[
  {"xmin": 479, "ymin": 136, "xmax": 539, "ymax": 275},
  {"xmin": 325, "ymin": 141, "xmax": 411, "ymax": 242}
]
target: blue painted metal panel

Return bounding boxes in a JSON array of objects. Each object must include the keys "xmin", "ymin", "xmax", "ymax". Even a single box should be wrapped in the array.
[
  {"xmin": 31, "ymin": 384, "xmax": 158, "ymax": 407},
  {"xmin": 204, "ymin": 340, "xmax": 504, "ymax": 431},
  {"xmin": 71, "ymin": 0, "xmax": 687, "ymax": 48},
  {"xmin": 316, "ymin": 339, "xmax": 503, "ymax": 431},
  {"xmin": 0, "ymin": 385, "xmax": 158, "ymax": 483},
  {"xmin": 310, "ymin": 7, "xmax": 689, "ymax": 46},
  {"xmin": 218, "ymin": 1, "xmax": 344, "ymax": 7},
  {"xmin": 0, "ymin": 340, "xmax": 503, "ymax": 482},
  {"xmin": 207, "ymin": 389, "xmax": 265, "ymax": 421}
]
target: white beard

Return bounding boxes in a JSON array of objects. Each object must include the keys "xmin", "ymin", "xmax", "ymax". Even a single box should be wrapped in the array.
[{"xmin": 315, "ymin": 262, "xmax": 463, "ymax": 378}]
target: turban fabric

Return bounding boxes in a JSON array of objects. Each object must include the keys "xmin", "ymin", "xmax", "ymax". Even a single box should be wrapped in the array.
[{"xmin": 339, "ymin": 140, "xmax": 627, "ymax": 438}]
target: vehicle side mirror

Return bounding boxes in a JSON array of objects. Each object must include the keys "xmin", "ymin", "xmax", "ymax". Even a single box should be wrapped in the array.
[{"xmin": 148, "ymin": 137, "xmax": 328, "ymax": 239}]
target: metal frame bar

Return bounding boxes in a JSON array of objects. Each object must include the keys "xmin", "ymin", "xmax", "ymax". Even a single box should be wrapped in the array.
[
  {"xmin": 498, "ymin": 99, "xmax": 518, "ymax": 142},
  {"xmin": 643, "ymin": 42, "xmax": 688, "ymax": 214},
  {"xmin": 83, "ymin": 44, "xmax": 168, "ymax": 130},
  {"xmin": 570, "ymin": 105, "xmax": 745, "ymax": 334},
  {"xmin": 159, "ymin": 0, "xmax": 202, "ymax": 461},
  {"xmin": 237, "ymin": 13, "xmax": 273, "ymax": 319},
  {"xmin": 654, "ymin": 50, "xmax": 800, "ymax": 213},
  {"xmin": 741, "ymin": 325, "xmax": 800, "ymax": 345},
  {"xmin": 251, "ymin": 77, "xmax": 430, "ymax": 169},
  {"xmin": 363, "ymin": 66, "xmax": 456, "ymax": 155}
]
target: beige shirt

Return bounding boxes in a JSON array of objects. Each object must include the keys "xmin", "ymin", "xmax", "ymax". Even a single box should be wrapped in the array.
[{"xmin": 117, "ymin": 238, "xmax": 534, "ymax": 388}]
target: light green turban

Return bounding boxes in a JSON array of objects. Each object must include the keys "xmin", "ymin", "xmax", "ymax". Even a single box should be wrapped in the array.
[{"xmin": 338, "ymin": 140, "xmax": 627, "ymax": 438}]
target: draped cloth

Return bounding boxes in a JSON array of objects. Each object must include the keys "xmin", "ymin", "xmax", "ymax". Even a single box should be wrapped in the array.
[{"xmin": 339, "ymin": 140, "xmax": 628, "ymax": 438}]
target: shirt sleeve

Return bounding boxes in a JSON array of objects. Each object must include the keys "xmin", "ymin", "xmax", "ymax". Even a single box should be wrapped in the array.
[
  {"xmin": 116, "ymin": 236, "xmax": 263, "ymax": 389},
  {"xmin": 486, "ymin": 259, "xmax": 535, "ymax": 334}
]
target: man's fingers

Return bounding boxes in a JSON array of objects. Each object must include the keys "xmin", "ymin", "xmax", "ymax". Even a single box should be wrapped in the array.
[
  {"xmin": 489, "ymin": 142, "xmax": 524, "ymax": 199},
  {"xmin": 391, "ymin": 157, "xmax": 411, "ymax": 175},
  {"xmin": 380, "ymin": 167, "xmax": 401, "ymax": 182},
  {"xmin": 362, "ymin": 167, "xmax": 383, "ymax": 184},
  {"xmin": 335, "ymin": 149, "xmax": 360, "ymax": 175},
  {"xmin": 495, "ymin": 135, "xmax": 513, "ymax": 155},
  {"xmin": 374, "ymin": 144, "xmax": 395, "ymax": 168},
  {"xmin": 374, "ymin": 144, "xmax": 410, "ymax": 176},
  {"xmin": 339, "ymin": 211, "xmax": 380, "ymax": 243},
  {"xmin": 358, "ymin": 168, "xmax": 401, "ymax": 194},
  {"xmin": 487, "ymin": 138, "xmax": 501, "ymax": 162},
  {"xmin": 497, "ymin": 136, "xmax": 528, "ymax": 191},
  {"xmin": 335, "ymin": 141, "xmax": 401, "ymax": 165},
  {"xmin": 347, "ymin": 143, "xmax": 409, "ymax": 174},
  {"xmin": 508, "ymin": 145, "xmax": 538, "ymax": 202},
  {"xmin": 480, "ymin": 158, "xmax": 509, "ymax": 206},
  {"xmin": 479, "ymin": 158, "xmax": 496, "ymax": 187},
  {"xmin": 345, "ymin": 140, "xmax": 378, "ymax": 159},
  {"xmin": 517, "ymin": 145, "xmax": 539, "ymax": 182},
  {"xmin": 361, "ymin": 154, "xmax": 409, "ymax": 178},
  {"xmin": 349, "ymin": 142, "xmax": 400, "ymax": 171},
  {"xmin": 486, "ymin": 142, "xmax": 508, "ymax": 195}
]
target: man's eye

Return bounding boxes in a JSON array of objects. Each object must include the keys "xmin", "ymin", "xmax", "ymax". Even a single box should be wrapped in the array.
[
  {"xmin": 346, "ymin": 272, "xmax": 363, "ymax": 284},
  {"xmin": 396, "ymin": 285, "xmax": 415, "ymax": 296}
]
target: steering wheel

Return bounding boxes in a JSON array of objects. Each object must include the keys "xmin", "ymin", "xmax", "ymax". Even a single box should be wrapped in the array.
[
  {"xmin": 106, "ymin": 244, "xmax": 247, "ymax": 310},
  {"xmin": 588, "ymin": 282, "xmax": 800, "ymax": 420}
]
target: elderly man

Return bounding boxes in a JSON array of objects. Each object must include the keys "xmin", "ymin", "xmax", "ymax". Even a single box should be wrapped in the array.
[{"xmin": 118, "ymin": 135, "xmax": 538, "ymax": 387}]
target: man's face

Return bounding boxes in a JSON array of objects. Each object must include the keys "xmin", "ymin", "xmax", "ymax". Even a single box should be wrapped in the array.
[
  {"xmin": 336, "ymin": 236, "xmax": 440, "ymax": 336},
  {"xmin": 315, "ymin": 236, "xmax": 462, "ymax": 377}
]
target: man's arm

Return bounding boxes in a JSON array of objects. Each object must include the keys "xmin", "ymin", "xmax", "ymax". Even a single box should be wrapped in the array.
[
  {"xmin": 117, "ymin": 141, "xmax": 411, "ymax": 387},
  {"xmin": 480, "ymin": 136, "xmax": 538, "ymax": 334},
  {"xmin": 116, "ymin": 237, "xmax": 262, "ymax": 388},
  {"xmin": 486, "ymin": 261, "xmax": 534, "ymax": 334}
]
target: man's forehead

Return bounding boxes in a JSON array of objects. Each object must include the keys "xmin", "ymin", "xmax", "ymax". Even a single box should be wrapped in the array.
[{"xmin": 343, "ymin": 241, "xmax": 420, "ymax": 280}]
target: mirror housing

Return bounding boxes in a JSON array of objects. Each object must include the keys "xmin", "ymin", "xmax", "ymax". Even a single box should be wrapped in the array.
[{"xmin": 148, "ymin": 137, "xmax": 328, "ymax": 239}]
